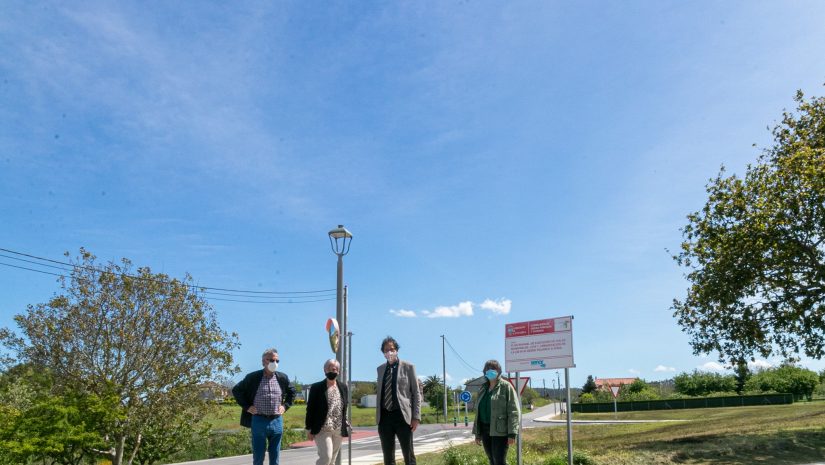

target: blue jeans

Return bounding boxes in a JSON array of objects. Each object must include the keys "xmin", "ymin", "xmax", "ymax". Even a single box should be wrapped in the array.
[{"xmin": 251, "ymin": 415, "xmax": 283, "ymax": 465}]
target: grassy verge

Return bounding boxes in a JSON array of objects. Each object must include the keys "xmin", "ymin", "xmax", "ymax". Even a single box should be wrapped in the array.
[
  {"xmin": 205, "ymin": 403, "xmax": 379, "ymax": 431},
  {"xmin": 415, "ymin": 402, "xmax": 825, "ymax": 465}
]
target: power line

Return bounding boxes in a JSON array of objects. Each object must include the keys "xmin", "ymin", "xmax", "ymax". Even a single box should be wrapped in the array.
[
  {"xmin": 207, "ymin": 296, "xmax": 337, "ymax": 304},
  {"xmin": 0, "ymin": 260, "xmax": 338, "ymax": 305},
  {"xmin": 444, "ymin": 336, "xmax": 482, "ymax": 376},
  {"xmin": 0, "ymin": 247, "xmax": 337, "ymax": 303},
  {"xmin": 0, "ymin": 261, "xmax": 65, "ymax": 278}
]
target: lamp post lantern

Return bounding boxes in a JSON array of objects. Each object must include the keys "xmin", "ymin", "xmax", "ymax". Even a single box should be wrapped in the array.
[{"xmin": 328, "ymin": 225, "xmax": 352, "ymax": 397}]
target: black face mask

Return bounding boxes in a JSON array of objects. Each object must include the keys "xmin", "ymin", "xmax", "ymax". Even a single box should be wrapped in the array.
[{"xmin": 325, "ymin": 372, "xmax": 338, "ymax": 380}]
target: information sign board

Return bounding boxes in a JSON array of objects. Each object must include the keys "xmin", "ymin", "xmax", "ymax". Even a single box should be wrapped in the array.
[{"xmin": 505, "ymin": 316, "xmax": 574, "ymax": 372}]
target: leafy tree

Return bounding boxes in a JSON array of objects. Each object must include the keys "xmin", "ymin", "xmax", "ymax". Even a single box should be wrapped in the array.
[
  {"xmin": 0, "ymin": 365, "xmax": 119, "ymax": 465},
  {"xmin": 744, "ymin": 365, "xmax": 819, "ymax": 400},
  {"xmin": 733, "ymin": 360, "xmax": 751, "ymax": 394},
  {"xmin": 674, "ymin": 370, "xmax": 737, "ymax": 396},
  {"xmin": 422, "ymin": 375, "xmax": 443, "ymax": 395},
  {"xmin": 672, "ymin": 88, "xmax": 825, "ymax": 365},
  {"xmin": 618, "ymin": 379, "xmax": 661, "ymax": 401},
  {"xmin": 0, "ymin": 249, "xmax": 239, "ymax": 465},
  {"xmin": 581, "ymin": 375, "xmax": 597, "ymax": 394},
  {"xmin": 421, "ymin": 375, "xmax": 449, "ymax": 413},
  {"xmin": 521, "ymin": 386, "xmax": 540, "ymax": 405},
  {"xmin": 578, "ymin": 389, "xmax": 611, "ymax": 403},
  {"xmin": 577, "ymin": 393, "xmax": 596, "ymax": 404},
  {"xmin": 351, "ymin": 381, "xmax": 376, "ymax": 405}
]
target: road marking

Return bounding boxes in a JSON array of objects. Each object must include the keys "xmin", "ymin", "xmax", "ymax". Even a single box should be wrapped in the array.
[{"xmin": 348, "ymin": 430, "xmax": 475, "ymax": 465}]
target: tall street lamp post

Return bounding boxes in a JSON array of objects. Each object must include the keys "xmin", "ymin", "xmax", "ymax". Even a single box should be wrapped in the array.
[
  {"xmin": 328, "ymin": 226, "xmax": 352, "ymax": 390},
  {"xmin": 328, "ymin": 225, "xmax": 352, "ymax": 465}
]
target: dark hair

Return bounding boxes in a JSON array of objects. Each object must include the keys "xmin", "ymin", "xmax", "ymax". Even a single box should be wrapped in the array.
[
  {"xmin": 380, "ymin": 336, "xmax": 400, "ymax": 352},
  {"xmin": 483, "ymin": 359, "xmax": 502, "ymax": 374}
]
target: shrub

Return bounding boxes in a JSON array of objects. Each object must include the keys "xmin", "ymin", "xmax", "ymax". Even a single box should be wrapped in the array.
[
  {"xmin": 166, "ymin": 429, "xmax": 251, "ymax": 462},
  {"xmin": 674, "ymin": 371, "xmax": 737, "ymax": 396},
  {"xmin": 442, "ymin": 444, "xmax": 488, "ymax": 465},
  {"xmin": 282, "ymin": 428, "xmax": 306, "ymax": 448},
  {"xmin": 704, "ymin": 391, "xmax": 740, "ymax": 397},
  {"xmin": 744, "ymin": 365, "xmax": 819, "ymax": 400}
]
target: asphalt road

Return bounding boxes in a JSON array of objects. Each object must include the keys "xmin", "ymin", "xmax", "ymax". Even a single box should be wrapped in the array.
[{"xmin": 166, "ymin": 403, "xmax": 565, "ymax": 465}]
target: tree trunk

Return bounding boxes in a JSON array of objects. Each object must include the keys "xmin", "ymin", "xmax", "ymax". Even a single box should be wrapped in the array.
[
  {"xmin": 113, "ymin": 434, "xmax": 126, "ymax": 465},
  {"xmin": 126, "ymin": 433, "xmax": 142, "ymax": 465}
]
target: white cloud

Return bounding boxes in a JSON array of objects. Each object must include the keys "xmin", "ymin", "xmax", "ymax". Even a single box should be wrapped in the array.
[
  {"xmin": 389, "ymin": 309, "xmax": 417, "ymax": 318},
  {"xmin": 422, "ymin": 301, "xmax": 474, "ymax": 318},
  {"xmin": 479, "ymin": 298, "xmax": 512, "ymax": 315},
  {"xmin": 628, "ymin": 369, "xmax": 640, "ymax": 375},
  {"xmin": 748, "ymin": 359, "xmax": 773, "ymax": 371},
  {"xmin": 698, "ymin": 362, "xmax": 727, "ymax": 372},
  {"xmin": 654, "ymin": 365, "xmax": 676, "ymax": 372},
  {"xmin": 393, "ymin": 298, "xmax": 511, "ymax": 319}
]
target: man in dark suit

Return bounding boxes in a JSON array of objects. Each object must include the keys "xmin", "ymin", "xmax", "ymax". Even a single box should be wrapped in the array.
[
  {"xmin": 232, "ymin": 348, "xmax": 297, "ymax": 465},
  {"xmin": 305, "ymin": 359, "xmax": 350, "ymax": 465},
  {"xmin": 376, "ymin": 336, "xmax": 421, "ymax": 465}
]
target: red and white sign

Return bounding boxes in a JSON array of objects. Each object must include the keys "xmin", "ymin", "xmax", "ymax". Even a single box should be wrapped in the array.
[
  {"xmin": 506, "ymin": 377, "xmax": 531, "ymax": 396},
  {"xmin": 505, "ymin": 316, "xmax": 574, "ymax": 372},
  {"xmin": 610, "ymin": 386, "xmax": 620, "ymax": 398}
]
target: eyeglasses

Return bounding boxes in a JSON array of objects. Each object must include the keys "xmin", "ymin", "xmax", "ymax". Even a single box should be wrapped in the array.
[{"xmin": 266, "ymin": 358, "xmax": 279, "ymax": 362}]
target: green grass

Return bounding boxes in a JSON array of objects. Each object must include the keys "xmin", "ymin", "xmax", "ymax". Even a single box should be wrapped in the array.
[
  {"xmin": 204, "ymin": 404, "xmax": 242, "ymax": 431},
  {"xmin": 415, "ymin": 403, "xmax": 825, "ymax": 465},
  {"xmin": 207, "ymin": 403, "xmax": 382, "ymax": 431}
]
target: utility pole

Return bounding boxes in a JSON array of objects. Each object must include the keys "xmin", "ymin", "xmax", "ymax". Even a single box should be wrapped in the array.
[
  {"xmin": 556, "ymin": 371, "xmax": 561, "ymax": 400},
  {"xmin": 441, "ymin": 335, "xmax": 447, "ymax": 423}
]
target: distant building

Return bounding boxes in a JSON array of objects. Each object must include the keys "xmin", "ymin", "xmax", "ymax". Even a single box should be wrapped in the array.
[
  {"xmin": 199, "ymin": 381, "xmax": 230, "ymax": 401},
  {"xmin": 464, "ymin": 376, "xmax": 487, "ymax": 393},
  {"xmin": 594, "ymin": 377, "xmax": 638, "ymax": 392},
  {"xmin": 360, "ymin": 394, "xmax": 377, "ymax": 408}
]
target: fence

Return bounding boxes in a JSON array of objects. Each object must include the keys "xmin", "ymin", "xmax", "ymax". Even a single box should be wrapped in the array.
[{"xmin": 571, "ymin": 393, "xmax": 794, "ymax": 413}]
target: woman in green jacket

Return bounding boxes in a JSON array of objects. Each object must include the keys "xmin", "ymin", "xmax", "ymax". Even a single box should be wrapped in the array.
[{"xmin": 472, "ymin": 360, "xmax": 520, "ymax": 465}]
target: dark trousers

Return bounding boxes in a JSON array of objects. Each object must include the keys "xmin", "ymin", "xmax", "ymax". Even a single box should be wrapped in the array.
[
  {"xmin": 378, "ymin": 408, "xmax": 416, "ymax": 465},
  {"xmin": 478, "ymin": 422, "xmax": 509, "ymax": 465}
]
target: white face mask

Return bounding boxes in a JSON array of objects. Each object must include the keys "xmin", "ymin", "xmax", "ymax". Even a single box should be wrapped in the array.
[
  {"xmin": 384, "ymin": 350, "xmax": 398, "ymax": 363},
  {"xmin": 267, "ymin": 361, "xmax": 278, "ymax": 372}
]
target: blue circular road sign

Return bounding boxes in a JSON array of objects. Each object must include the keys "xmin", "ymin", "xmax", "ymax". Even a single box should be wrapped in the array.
[{"xmin": 459, "ymin": 390, "xmax": 472, "ymax": 403}]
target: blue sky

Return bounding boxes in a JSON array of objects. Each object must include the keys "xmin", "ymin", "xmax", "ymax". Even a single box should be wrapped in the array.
[{"xmin": 2, "ymin": 1, "xmax": 825, "ymax": 390}]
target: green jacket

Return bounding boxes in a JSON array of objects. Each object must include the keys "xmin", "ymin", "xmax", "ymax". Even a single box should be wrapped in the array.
[{"xmin": 472, "ymin": 378, "xmax": 520, "ymax": 438}]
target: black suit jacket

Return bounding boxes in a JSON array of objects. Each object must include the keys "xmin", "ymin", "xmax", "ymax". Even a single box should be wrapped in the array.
[
  {"xmin": 232, "ymin": 369, "xmax": 297, "ymax": 428},
  {"xmin": 305, "ymin": 379, "xmax": 349, "ymax": 436}
]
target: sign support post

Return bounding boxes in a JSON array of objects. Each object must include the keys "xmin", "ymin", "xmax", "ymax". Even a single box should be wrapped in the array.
[
  {"xmin": 610, "ymin": 385, "xmax": 620, "ymax": 419},
  {"xmin": 505, "ymin": 316, "xmax": 575, "ymax": 465},
  {"xmin": 515, "ymin": 373, "xmax": 522, "ymax": 465},
  {"xmin": 459, "ymin": 390, "xmax": 471, "ymax": 427},
  {"xmin": 565, "ymin": 368, "xmax": 573, "ymax": 465}
]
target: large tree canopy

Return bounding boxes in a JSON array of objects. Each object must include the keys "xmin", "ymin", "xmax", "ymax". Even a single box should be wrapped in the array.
[
  {"xmin": 1, "ymin": 249, "xmax": 239, "ymax": 465},
  {"xmin": 673, "ymin": 88, "xmax": 825, "ymax": 365}
]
